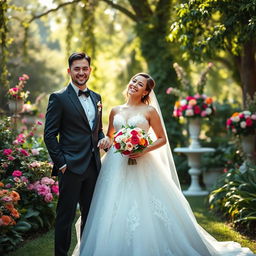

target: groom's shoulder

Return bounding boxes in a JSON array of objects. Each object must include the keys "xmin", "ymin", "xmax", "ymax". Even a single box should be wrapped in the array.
[
  {"xmin": 50, "ymin": 86, "xmax": 68, "ymax": 97},
  {"xmin": 89, "ymin": 89, "xmax": 101, "ymax": 99}
]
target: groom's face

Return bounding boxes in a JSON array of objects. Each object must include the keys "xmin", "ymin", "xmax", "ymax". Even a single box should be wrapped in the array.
[{"xmin": 68, "ymin": 59, "xmax": 91, "ymax": 87}]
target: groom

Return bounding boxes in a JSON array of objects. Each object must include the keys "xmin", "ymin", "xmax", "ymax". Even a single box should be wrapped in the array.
[{"xmin": 44, "ymin": 52, "xmax": 108, "ymax": 256}]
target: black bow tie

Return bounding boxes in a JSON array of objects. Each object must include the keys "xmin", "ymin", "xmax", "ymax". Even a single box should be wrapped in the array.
[{"xmin": 78, "ymin": 90, "xmax": 90, "ymax": 97}]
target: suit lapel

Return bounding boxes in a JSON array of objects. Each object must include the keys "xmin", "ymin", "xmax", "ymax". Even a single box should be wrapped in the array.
[{"xmin": 67, "ymin": 84, "xmax": 91, "ymax": 128}]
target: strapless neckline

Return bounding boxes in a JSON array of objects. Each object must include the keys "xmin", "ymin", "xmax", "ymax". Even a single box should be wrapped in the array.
[{"xmin": 113, "ymin": 113, "xmax": 148, "ymax": 124}]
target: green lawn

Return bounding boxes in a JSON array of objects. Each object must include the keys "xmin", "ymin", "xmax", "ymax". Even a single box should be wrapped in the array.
[{"xmin": 7, "ymin": 196, "xmax": 256, "ymax": 256}]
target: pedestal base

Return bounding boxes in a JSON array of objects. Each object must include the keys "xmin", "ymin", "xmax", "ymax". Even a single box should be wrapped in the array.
[{"xmin": 183, "ymin": 189, "xmax": 209, "ymax": 196}]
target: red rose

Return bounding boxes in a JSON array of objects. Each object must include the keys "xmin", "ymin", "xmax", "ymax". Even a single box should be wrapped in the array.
[
  {"xmin": 131, "ymin": 136, "xmax": 140, "ymax": 145},
  {"xmin": 246, "ymin": 118, "xmax": 253, "ymax": 126},
  {"xmin": 116, "ymin": 131, "xmax": 123, "ymax": 136},
  {"xmin": 131, "ymin": 130, "xmax": 138, "ymax": 136},
  {"xmin": 114, "ymin": 143, "xmax": 121, "ymax": 149},
  {"xmin": 122, "ymin": 150, "xmax": 130, "ymax": 155},
  {"xmin": 194, "ymin": 105, "xmax": 201, "ymax": 114}
]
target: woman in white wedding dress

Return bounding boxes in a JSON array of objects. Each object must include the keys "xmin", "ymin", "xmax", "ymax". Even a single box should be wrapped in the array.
[{"xmin": 73, "ymin": 73, "xmax": 254, "ymax": 256}]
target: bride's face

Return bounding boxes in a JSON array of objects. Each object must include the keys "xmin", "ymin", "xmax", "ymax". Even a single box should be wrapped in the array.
[{"xmin": 127, "ymin": 75, "xmax": 148, "ymax": 97}]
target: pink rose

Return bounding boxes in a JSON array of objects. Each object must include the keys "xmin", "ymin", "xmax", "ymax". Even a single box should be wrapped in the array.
[
  {"xmin": 21, "ymin": 176, "xmax": 29, "ymax": 183},
  {"xmin": 201, "ymin": 111, "xmax": 207, "ymax": 117},
  {"xmin": 2, "ymin": 196, "xmax": 12, "ymax": 202},
  {"xmin": 41, "ymin": 177, "xmax": 55, "ymax": 185},
  {"xmin": 8, "ymin": 156, "xmax": 15, "ymax": 161},
  {"xmin": 44, "ymin": 193, "xmax": 53, "ymax": 202},
  {"xmin": 3, "ymin": 149, "xmax": 12, "ymax": 156},
  {"xmin": 194, "ymin": 106, "xmax": 201, "ymax": 114},
  {"xmin": 27, "ymin": 184, "xmax": 34, "ymax": 190},
  {"xmin": 246, "ymin": 118, "xmax": 253, "ymax": 126},
  {"xmin": 20, "ymin": 149, "xmax": 29, "ymax": 156},
  {"xmin": 251, "ymin": 114, "xmax": 256, "ymax": 120},
  {"xmin": 13, "ymin": 177, "xmax": 21, "ymax": 183},
  {"xmin": 37, "ymin": 121, "xmax": 43, "ymax": 125},
  {"xmin": 12, "ymin": 170, "xmax": 23, "ymax": 177},
  {"xmin": 31, "ymin": 149, "xmax": 39, "ymax": 155},
  {"xmin": 226, "ymin": 119, "xmax": 232, "ymax": 126},
  {"xmin": 186, "ymin": 96, "xmax": 195, "ymax": 101},
  {"xmin": 5, "ymin": 183, "xmax": 12, "ymax": 188},
  {"xmin": 51, "ymin": 185, "xmax": 59, "ymax": 195},
  {"xmin": 166, "ymin": 87, "xmax": 173, "ymax": 94},
  {"xmin": 36, "ymin": 184, "xmax": 51, "ymax": 196}
]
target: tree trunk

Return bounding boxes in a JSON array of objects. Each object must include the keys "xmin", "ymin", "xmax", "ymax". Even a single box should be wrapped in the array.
[{"xmin": 239, "ymin": 40, "xmax": 256, "ymax": 105}]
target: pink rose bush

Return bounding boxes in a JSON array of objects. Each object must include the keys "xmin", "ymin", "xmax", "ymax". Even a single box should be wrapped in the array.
[{"xmin": 226, "ymin": 111, "xmax": 256, "ymax": 136}]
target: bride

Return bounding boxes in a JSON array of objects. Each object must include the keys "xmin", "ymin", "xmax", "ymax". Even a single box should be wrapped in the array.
[{"xmin": 73, "ymin": 73, "xmax": 254, "ymax": 256}]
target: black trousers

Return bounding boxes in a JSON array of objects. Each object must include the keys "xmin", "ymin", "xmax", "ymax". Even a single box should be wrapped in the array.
[{"xmin": 55, "ymin": 157, "xmax": 98, "ymax": 256}]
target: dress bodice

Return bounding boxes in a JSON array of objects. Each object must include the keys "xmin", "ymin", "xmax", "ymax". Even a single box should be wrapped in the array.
[{"xmin": 113, "ymin": 113, "xmax": 150, "ymax": 132}]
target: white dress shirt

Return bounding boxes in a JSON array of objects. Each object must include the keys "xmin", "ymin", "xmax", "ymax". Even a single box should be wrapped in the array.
[{"xmin": 71, "ymin": 82, "xmax": 95, "ymax": 129}]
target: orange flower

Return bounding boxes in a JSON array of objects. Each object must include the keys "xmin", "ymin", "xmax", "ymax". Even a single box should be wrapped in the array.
[
  {"xmin": 232, "ymin": 112, "xmax": 240, "ymax": 117},
  {"xmin": 1, "ymin": 215, "xmax": 12, "ymax": 225},
  {"xmin": 11, "ymin": 208, "xmax": 20, "ymax": 218},
  {"xmin": 10, "ymin": 191, "xmax": 20, "ymax": 201},
  {"xmin": 4, "ymin": 203, "xmax": 14, "ymax": 211},
  {"xmin": 139, "ymin": 138, "xmax": 146, "ymax": 146},
  {"xmin": 188, "ymin": 99, "xmax": 197, "ymax": 106},
  {"xmin": 0, "ymin": 189, "xmax": 8, "ymax": 196},
  {"xmin": 174, "ymin": 101, "xmax": 180, "ymax": 108},
  {"xmin": 0, "ymin": 182, "xmax": 4, "ymax": 187},
  {"xmin": 205, "ymin": 97, "xmax": 213, "ymax": 104}
]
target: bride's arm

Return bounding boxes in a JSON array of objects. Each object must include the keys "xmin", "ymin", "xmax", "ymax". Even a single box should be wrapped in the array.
[
  {"xmin": 129, "ymin": 107, "xmax": 166, "ymax": 158},
  {"xmin": 98, "ymin": 107, "xmax": 116, "ymax": 149}
]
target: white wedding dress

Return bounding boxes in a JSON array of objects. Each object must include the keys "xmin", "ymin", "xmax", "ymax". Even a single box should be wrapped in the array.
[{"xmin": 72, "ymin": 113, "xmax": 254, "ymax": 256}]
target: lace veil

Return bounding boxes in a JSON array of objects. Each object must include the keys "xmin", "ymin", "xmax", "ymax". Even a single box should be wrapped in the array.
[{"xmin": 149, "ymin": 90, "xmax": 181, "ymax": 190}]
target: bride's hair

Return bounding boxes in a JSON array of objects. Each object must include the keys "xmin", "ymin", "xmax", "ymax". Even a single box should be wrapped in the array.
[{"xmin": 126, "ymin": 73, "xmax": 155, "ymax": 104}]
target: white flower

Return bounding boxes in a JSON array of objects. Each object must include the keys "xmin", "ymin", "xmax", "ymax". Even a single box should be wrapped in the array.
[
  {"xmin": 240, "ymin": 121, "xmax": 246, "ymax": 128},
  {"xmin": 243, "ymin": 110, "xmax": 251, "ymax": 117},
  {"xmin": 125, "ymin": 142, "xmax": 134, "ymax": 151},
  {"xmin": 205, "ymin": 108, "xmax": 212, "ymax": 115},
  {"xmin": 115, "ymin": 136, "xmax": 123, "ymax": 143},
  {"xmin": 231, "ymin": 116, "xmax": 240, "ymax": 122},
  {"xmin": 180, "ymin": 99, "xmax": 187, "ymax": 106},
  {"xmin": 185, "ymin": 109, "xmax": 194, "ymax": 116}
]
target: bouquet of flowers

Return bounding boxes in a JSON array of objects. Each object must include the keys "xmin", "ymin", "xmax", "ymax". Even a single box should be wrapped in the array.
[
  {"xmin": 113, "ymin": 125, "xmax": 152, "ymax": 165},
  {"xmin": 226, "ymin": 111, "xmax": 256, "ymax": 136},
  {"xmin": 173, "ymin": 94, "xmax": 215, "ymax": 118},
  {"xmin": 7, "ymin": 74, "xmax": 30, "ymax": 101}
]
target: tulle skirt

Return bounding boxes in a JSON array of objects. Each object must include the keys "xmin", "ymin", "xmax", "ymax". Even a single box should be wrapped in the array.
[{"xmin": 72, "ymin": 147, "xmax": 254, "ymax": 256}]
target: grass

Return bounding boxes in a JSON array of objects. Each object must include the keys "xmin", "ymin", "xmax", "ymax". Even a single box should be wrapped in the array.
[{"xmin": 7, "ymin": 196, "xmax": 256, "ymax": 256}]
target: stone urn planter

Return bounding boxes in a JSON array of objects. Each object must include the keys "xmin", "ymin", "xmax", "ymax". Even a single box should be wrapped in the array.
[
  {"xmin": 8, "ymin": 99, "xmax": 24, "ymax": 114},
  {"xmin": 188, "ymin": 118, "xmax": 201, "ymax": 149}
]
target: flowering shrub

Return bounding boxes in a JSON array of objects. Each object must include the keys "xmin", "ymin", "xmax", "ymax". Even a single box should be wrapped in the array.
[
  {"xmin": 226, "ymin": 111, "xmax": 256, "ymax": 136},
  {"xmin": 7, "ymin": 74, "xmax": 30, "ymax": 101},
  {"xmin": 173, "ymin": 94, "xmax": 215, "ymax": 118},
  {"xmin": 0, "ymin": 187, "xmax": 20, "ymax": 227},
  {"xmin": 0, "ymin": 118, "xmax": 57, "ymax": 253},
  {"xmin": 113, "ymin": 125, "xmax": 152, "ymax": 165}
]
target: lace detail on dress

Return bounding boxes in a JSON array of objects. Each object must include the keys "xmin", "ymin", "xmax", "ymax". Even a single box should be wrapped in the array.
[
  {"xmin": 151, "ymin": 196, "xmax": 172, "ymax": 232},
  {"xmin": 113, "ymin": 113, "xmax": 150, "ymax": 132},
  {"xmin": 126, "ymin": 201, "xmax": 140, "ymax": 246}
]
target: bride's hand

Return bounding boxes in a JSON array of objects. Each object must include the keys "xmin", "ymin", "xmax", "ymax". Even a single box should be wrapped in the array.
[
  {"xmin": 129, "ymin": 148, "xmax": 148, "ymax": 159},
  {"xmin": 98, "ymin": 137, "xmax": 112, "ymax": 149}
]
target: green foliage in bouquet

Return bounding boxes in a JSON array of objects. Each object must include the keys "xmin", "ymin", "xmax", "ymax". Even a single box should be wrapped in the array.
[{"xmin": 208, "ymin": 166, "xmax": 256, "ymax": 236}]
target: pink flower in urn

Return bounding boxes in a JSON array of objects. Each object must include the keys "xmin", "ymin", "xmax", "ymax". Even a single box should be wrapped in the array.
[
  {"xmin": 226, "ymin": 119, "xmax": 232, "ymax": 126},
  {"xmin": 51, "ymin": 184, "xmax": 59, "ymax": 195},
  {"xmin": 186, "ymin": 96, "xmax": 195, "ymax": 101},
  {"xmin": 251, "ymin": 114, "xmax": 256, "ymax": 120},
  {"xmin": 201, "ymin": 110, "xmax": 207, "ymax": 117},
  {"xmin": 44, "ymin": 193, "xmax": 53, "ymax": 202},
  {"xmin": 12, "ymin": 170, "xmax": 23, "ymax": 177},
  {"xmin": 239, "ymin": 113, "xmax": 244, "ymax": 119},
  {"xmin": 194, "ymin": 105, "xmax": 201, "ymax": 114},
  {"xmin": 246, "ymin": 118, "xmax": 253, "ymax": 126},
  {"xmin": 3, "ymin": 149, "xmax": 13, "ymax": 156}
]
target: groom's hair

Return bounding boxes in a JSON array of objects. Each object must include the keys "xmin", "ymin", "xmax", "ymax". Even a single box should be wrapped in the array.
[{"xmin": 68, "ymin": 52, "xmax": 91, "ymax": 67}]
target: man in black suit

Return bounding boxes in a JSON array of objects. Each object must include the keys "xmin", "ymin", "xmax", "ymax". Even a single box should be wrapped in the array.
[{"xmin": 44, "ymin": 52, "xmax": 110, "ymax": 256}]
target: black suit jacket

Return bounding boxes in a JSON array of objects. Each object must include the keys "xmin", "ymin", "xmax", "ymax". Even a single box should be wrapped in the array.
[{"xmin": 44, "ymin": 83, "xmax": 104, "ymax": 176}]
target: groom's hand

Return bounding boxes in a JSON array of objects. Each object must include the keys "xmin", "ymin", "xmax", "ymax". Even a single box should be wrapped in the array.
[{"xmin": 98, "ymin": 137, "xmax": 111, "ymax": 150}]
